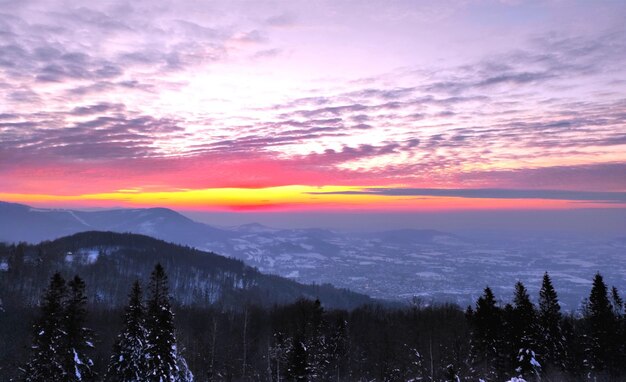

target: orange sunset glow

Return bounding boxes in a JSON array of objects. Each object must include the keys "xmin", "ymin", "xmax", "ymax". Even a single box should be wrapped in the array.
[
  {"xmin": 0, "ymin": 186, "xmax": 618, "ymax": 212},
  {"xmin": 0, "ymin": 0, "xmax": 624, "ymax": 219}
]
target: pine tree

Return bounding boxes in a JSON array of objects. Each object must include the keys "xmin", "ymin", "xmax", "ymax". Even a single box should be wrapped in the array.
[
  {"xmin": 588, "ymin": 274, "xmax": 612, "ymax": 321},
  {"xmin": 511, "ymin": 281, "xmax": 540, "ymax": 380},
  {"xmin": 610, "ymin": 286, "xmax": 623, "ymax": 317},
  {"xmin": 285, "ymin": 299, "xmax": 326, "ymax": 381},
  {"xmin": 326, "ymin": 317, "xmax": 349, "ymax": 381},
  {"xmin": 537, "ymin": 272, "xmax": 565, "ymax": 371},
  {"xmin": 145, "ymin": 264, "xmax": 192, "ymax": 382},
  {"xmin": 304, "ymin": 300, "xmax": 329, "ymax": 381},
  {"xmin": 24, "ymin": 273, "xmax": 67, "ymax": 382},
  {"xmin": 107, "ymin": 280, "xmax": 148, "ymax": 382},
  {"xmin": 468, "ymin": 287, "xmax": 503, "ymax": 381},
  {"xmin": 146, "ymin": 264, "xmax": 178, "ymax": 382},
  {"xmin": 611, "ymin": 287, "xmax": 626, "ymax": 378},
  {"xmin": 7, "ymin": 242, "xmax": 25, "ymax": 274},
  {"xmin": 584, "ymin": 273, "xmax": 616, "ymax": 377},
  {"xmin": 63, "ymin": 276, "xmax": 95, "ymax": 381},
  {"xmin": 270, "ymin": 332, "xmax": 292, "ymax": 382},
  {"xmin": 287, "ymin": 333, "xmax": 308, "ymax": 381},
  {"xmin": 608, "ymin": 286, "xmax": 625, "ymax": 376},
  {"xmin": 176, "ymin": 354, "xmax": 194, "ymax": 382}
]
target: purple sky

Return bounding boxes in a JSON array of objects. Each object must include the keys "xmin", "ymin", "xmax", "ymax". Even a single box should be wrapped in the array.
[{"xmin": 0, "ymin": 0, "xmax": 625, "ymax": 230}]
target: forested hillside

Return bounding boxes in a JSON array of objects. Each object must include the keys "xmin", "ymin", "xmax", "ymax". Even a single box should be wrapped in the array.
[
  {"xmin": 0, "ymin": 231, "xmax": 372, "ymax": 311},
  {"xmin": 1, "ymin": 233, "xmax": 625, "ymax": 381}
]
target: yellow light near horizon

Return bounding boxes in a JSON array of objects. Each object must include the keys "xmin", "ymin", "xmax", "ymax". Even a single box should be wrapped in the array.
[
  {"xmin": 0, "ymin": 186, "xmax": 375, "ymax": 209},
  {"xmin": 1, "ymin": 185, "xmax": 620, "ymax": 211},
  {"xmin": 88, "ymin": 185, "xmax": 387, "ymax": 208}
]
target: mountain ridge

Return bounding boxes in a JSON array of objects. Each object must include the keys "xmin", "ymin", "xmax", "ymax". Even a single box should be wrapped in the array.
[
  {"xmin": 0, "ymin": 230, "xmax": 374, "ymax": 310},
  {"xmin": 0, "ymin": 201, "xmax": 457, "ymax": 244}
]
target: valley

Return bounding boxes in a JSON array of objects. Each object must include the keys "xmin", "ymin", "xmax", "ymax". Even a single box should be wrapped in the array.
[{"xmin": 2, "ymin": 201, "xmax": 624, "ymax": 310}]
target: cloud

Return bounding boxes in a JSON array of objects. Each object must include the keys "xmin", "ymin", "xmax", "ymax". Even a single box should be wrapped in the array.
[
  {"xmin": 301, "ymin": 143, "xmax": 403, "ymax": 165},
  {"xmin": 71, "ymin": 103, "xmax": 125, "ymax": 116},
  {"xmin": 251, "ymin": 48, "xmax": 282, "ymax": 59},
  {"xmin": 266, "ymin": 13, "xmax": 296, "ymax": 27},
  {"xmin": 423, "ymin": 30, "xmax": 626, "ymax": 96},
  {"xmin": 308, "ymin": 187, "xmax": 626, "ymax": 203},
  {"xmin": 0, "ymin": 110, "xmax": 185, "ymax": 163},
  {"xmin": 0, "ymin": 1, "xmax": 624, "ymax": 199},
  {"xmin": 458, "ymin": 163, "xmax": 626, "ymax": 192},
  {"xmin": 0, "ymin": 0, "xmax": 281, "ymax": 109}
]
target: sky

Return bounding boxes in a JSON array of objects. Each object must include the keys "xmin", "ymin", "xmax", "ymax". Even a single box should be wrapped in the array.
[{"xmin": 1, "ymin": 0, "xmax": 625, "ymax": 226}]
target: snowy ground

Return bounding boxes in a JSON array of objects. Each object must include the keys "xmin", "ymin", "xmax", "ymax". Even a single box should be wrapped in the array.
[{"xmin": 207, "ymin": 228, "xmax": 626, "ymax": 309}]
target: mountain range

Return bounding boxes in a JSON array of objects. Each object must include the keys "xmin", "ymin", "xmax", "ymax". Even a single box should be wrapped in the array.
[{"xmin": 2, "ymin": 201, "xmax": 625, "ymax": 309}]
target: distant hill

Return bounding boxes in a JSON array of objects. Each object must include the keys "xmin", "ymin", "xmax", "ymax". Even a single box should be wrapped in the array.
[
  {"xmin": 0, "ymin": 231, "xmax": 373, "ymax": 310},
  {"xmin": 0, "ymin": 201, "xmax": 233, "ymax": 247},
  {"xmin": 0, "ymin": 200, "xmax": 460, "ymax": 251},
  {"xmin": 0, "ymin": 201, "xmax": 475, "ymax": 304}
]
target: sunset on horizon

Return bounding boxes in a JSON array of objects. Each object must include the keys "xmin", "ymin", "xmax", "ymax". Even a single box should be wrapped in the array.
[{"xmin": 1, "ymin": 0, "xmax": 624, "ymax": 214}]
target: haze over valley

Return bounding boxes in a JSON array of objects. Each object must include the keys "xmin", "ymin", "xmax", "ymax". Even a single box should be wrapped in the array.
[{"xmin": 2, "ymin": 201, "xmax": 624, "ymax": 310}]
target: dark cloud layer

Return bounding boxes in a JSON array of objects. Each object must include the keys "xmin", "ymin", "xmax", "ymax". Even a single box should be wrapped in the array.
[{"xmin": 309, "ymin": 188, "xmax": 626, "ymax": 203}]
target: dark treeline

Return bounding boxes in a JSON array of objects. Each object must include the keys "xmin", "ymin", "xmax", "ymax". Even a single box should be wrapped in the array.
[
  {"xmin": 464, "ymin": 273, "xmax": 626, "ymax": 382},
  {"xmin": 2, "ymin": 266, "xmax": 626, "ymax": 381},
  {"xmin": 0, "ymin": 232, "xmax": 373, "ymax": 310}
]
